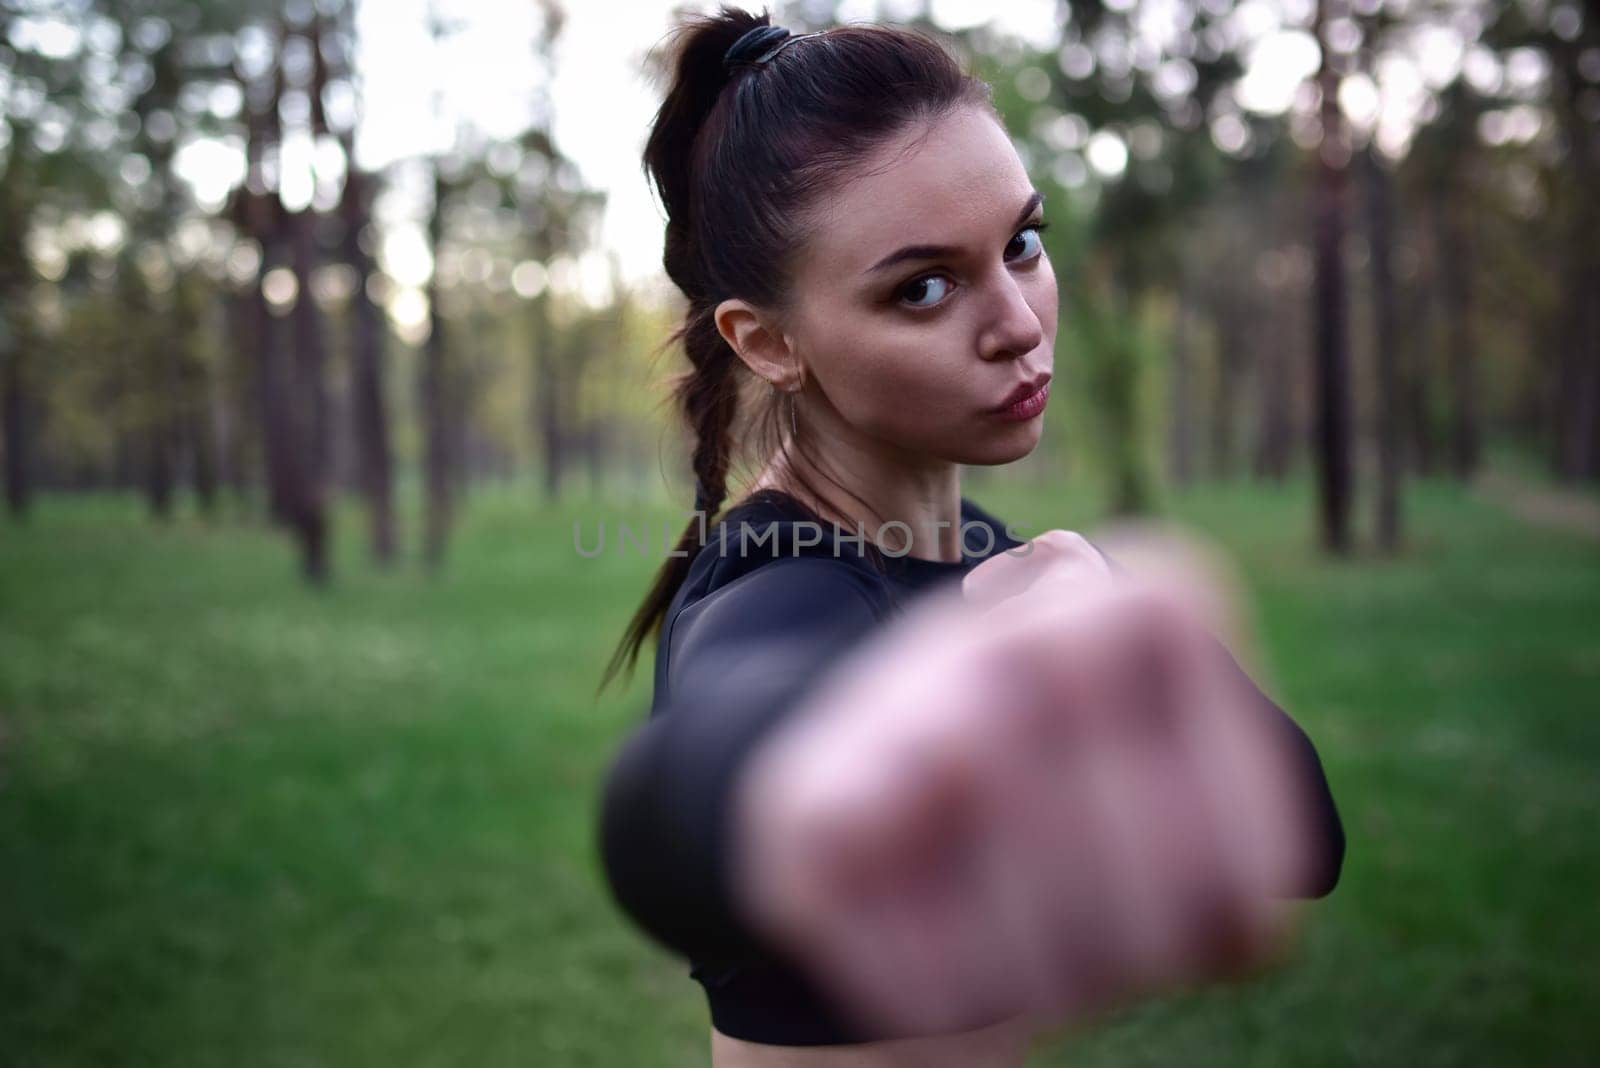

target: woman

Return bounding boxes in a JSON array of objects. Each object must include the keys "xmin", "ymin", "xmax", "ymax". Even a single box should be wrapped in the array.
[{"xmin": 595, "ymin": 8, "xmax": 1345, "ymax": 1065}]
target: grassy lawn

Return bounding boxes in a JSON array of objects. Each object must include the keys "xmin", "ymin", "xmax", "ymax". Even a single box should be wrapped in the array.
[{"xmin": 1, "ymin": 473, "xmax": 1596, "ymax": 1066}]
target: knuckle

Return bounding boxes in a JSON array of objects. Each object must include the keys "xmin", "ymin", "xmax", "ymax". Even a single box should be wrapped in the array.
[
  {"xmin": 1036, "ymin": 528, "xmax": 1096, "ymax": 559},
  {"xmin": 1061, "ymin": 530, "xmax": 1097, "ymax": 555}
]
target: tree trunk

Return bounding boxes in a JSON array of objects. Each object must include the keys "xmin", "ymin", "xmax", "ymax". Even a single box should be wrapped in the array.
[
  {"xmin": 533, "ymin": 290, "xmax": 566, "ymax": 500},
  {"xmin": 1311, "ymin": 0, "xmax": 1354, "ymax": 554},
  {"xmin": 144, "ymin": 418, "xmax": 174, "ymax": 520},
  {"xmin": 1211, "ymin": 303, "xmax": 1241, "ymax": 480},
  {"xmin": 1365, "ymin": 145, "xmax": 1403, "ymax": 551},
  {"xmin": 255, "ymin": 232, "xmax": 294, "ymax": 526},
  {"xmin": 176, "ymin": 280, "xmax": 217, "ymax": 515},
  {"xmin": 1544, "ymin": 30, "xmax": 1600, "ymax": 481},
  {"xmin": 137, "ymin": 274, "xmax": 177, "ymax": 522},
  {"xmin": 1, "ymin": 338, "xmax": 27, "ymax": 519},
  {"xmin": 213, "ymin": 293, "xmax": 248, "ymax": 503},
  {"xmin": 423, "ymin": 165, "xmax": 452, "ymax": 569},
  {"xmin": 1405, "ymin": 251, "xmax": 1437, "ymax": 478},
  {"xmin": 288, "ymin": 209, "xmax": 330, "ymax": 584},
  {"xmin": 1588, "ymin": 311, "xmax": 1600, "ymax": 481},
  {"xmin": 1253, "ymin": 312, "xmax": 1292, "ymax": 483},
  {"xmin": 341, "ymin": 165, "xmax": 396, "ymax": 564},
  {"xmin": 1435, "ymin": 193, "xmax": 1480, "ymax": 480},
  {"xmin": 1553, "ymin": 149, "xmax": 1600, "ymax": 482},
  {"xmin": 0, "ymin": 154, "xmax": 31, "ymax": 517}
]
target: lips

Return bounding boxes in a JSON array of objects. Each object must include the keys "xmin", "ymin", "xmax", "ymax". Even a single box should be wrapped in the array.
[{"xmin": 991, "ymin": 372, "xmax": 1052, "ymax": 413}]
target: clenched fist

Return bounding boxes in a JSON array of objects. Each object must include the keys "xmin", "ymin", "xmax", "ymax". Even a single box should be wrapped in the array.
[{"xmin": 725, "ymin": 531, "xmax": 1324, "ymax": 1040}]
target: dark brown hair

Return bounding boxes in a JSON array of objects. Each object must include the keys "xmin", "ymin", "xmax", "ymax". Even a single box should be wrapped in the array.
[{"xmin": 597, "ymin": 5, "xmax": 994, "ymax": 694}]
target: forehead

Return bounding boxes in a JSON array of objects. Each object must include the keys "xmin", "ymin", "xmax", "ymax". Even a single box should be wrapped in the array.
[{"xmin": 796, "ymin": 106, "xmax": 1033, "ymax": 277}]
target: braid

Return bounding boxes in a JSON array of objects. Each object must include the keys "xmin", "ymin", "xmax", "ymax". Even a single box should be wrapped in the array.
[
  {"xmin": 596, "ymin": 302, "xmax": 743, "ymax": 697},
  {"xmin": 683, "ymin": 308, "xmax": 738, "ymax": 520}
]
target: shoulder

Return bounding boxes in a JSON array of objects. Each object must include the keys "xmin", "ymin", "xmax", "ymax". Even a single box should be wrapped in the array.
[
  {"xmin": 655, "ymin": 525, "xmax": 893, "ymax": 713},
  {"xmin": 676, "ymin": 548, "xmax": 889, "ymax": 641}
]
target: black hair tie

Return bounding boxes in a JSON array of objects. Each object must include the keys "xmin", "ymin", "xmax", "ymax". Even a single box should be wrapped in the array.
[{"xmin": 723, "ymin": 24, "xmax": 822, "ymax": 73}]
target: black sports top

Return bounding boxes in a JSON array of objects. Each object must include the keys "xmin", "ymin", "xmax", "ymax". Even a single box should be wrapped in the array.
[{"xmin": 597, "ymin": 489, "xmax": 1345, "ymax": 1047}]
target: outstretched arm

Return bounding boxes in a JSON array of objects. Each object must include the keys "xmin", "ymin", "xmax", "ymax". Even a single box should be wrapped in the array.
[{"xmin": 1205, "ymin": 636, "xmax": 1346, "ymax": 898}]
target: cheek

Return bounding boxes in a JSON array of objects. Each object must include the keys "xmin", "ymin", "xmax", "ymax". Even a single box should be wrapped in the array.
[
  {"xmin": 1031, "ymin": 259, "xmax": 1060, "ymax": 341},
  {"xmin": 855, "ymin": 343, "xmax": 984, "ymax": 437},
  {"xmin": 813, "ymin": 321, "xmax": 975, "ymax": 422}
]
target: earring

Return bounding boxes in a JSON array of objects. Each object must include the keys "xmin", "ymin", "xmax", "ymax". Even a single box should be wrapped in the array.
[{"xmin": 772, "ymin": 380, "xmax": 799, "ymax": 439}]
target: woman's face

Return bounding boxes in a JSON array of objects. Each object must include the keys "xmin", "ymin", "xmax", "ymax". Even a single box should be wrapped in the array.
[{"xmin": 783, "ymin": 103, "xmax": 1059, "ymax": 468}]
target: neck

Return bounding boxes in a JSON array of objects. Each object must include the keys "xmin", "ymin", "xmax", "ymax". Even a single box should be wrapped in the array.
[{"xmin": 746, "ymin": 391, "xmax": 966, "ymax": 564}]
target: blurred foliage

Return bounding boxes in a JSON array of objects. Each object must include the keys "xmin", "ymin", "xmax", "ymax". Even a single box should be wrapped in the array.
[{"xmin": 3, "ymin": 0, "xmax": 1598, "ymax": 557}]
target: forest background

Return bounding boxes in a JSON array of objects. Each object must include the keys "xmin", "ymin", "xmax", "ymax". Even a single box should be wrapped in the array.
[{"xmin": 2, "ymin": 0, "xmax": 1597, "ymax": 1064}]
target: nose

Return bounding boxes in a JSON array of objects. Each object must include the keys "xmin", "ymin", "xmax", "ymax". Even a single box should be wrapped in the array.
[{"xmin": 977, "ymin": 266, "xmax": 1045, "ymax": 362}]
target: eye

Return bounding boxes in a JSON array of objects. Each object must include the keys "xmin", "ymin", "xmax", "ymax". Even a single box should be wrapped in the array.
[
  {"xmin": 897, "ymin": 274, "xmax": 954, "ymax": 309},
  {"xmin": 1007, "ymin": 223, "xmax": 1047, "ymax": 262},
  {"xmin": 892, "ymin": 221, "xmax": 1050, "ymax": 312}
]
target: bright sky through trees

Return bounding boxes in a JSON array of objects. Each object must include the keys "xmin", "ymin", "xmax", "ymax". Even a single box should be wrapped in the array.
[{"xmin": 28, "ymin": 0, "xmax": 1495, "ymax": 306}]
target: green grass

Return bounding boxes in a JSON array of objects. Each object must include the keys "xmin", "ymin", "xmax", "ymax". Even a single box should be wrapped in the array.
[{"xmin": 1, "ymin": 473, "xmax": 1596, "ymax": 1066}]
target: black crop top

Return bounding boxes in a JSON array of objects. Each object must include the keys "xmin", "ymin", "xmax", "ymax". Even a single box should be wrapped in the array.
[{"xmin": 596, "ymin": 489, "xmax": 1345, "ymax": 1046}]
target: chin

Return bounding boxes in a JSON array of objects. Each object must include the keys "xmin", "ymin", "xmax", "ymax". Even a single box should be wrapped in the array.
[{"xmin": 950, "ymin": 420, "xmax": 1047, "ymax": 466}]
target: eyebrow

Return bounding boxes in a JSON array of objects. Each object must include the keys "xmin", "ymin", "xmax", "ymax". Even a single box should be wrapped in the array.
[{"xmin": 863, "ymin": 190, "xmax": 1046, "ymax": 276}]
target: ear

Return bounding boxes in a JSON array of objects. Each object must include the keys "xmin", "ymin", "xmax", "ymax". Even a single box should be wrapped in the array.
[{"xmin": 714, "ymin": 298, "xmax": 802, "ymax": 390}]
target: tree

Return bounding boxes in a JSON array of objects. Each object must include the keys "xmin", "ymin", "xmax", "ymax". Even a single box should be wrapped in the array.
[
  {"xmin": 328, "ymin": 0, "xmax": 395, "ymax": 563},
  {"xmin": 1364, "ymin": 143, "xmax": 1403, "ymax": 550},
  {"xmin": 1311, "ymin": 0, "xmax": 1354, "ymax": 553},
  {"xmin": 0, "ymin": 0, "xmax": 102, "ymax": 517},
  {"xmin": 227, "ymin": 11, "xmax": 334, "ymax": 582}
]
